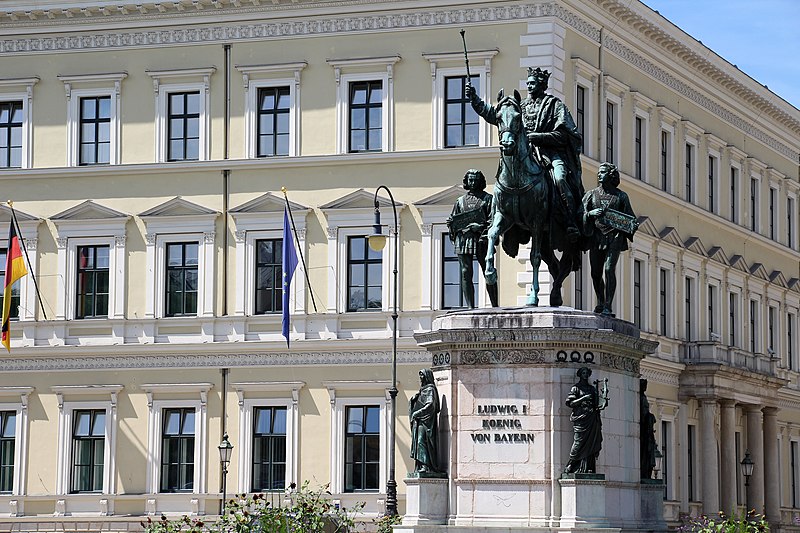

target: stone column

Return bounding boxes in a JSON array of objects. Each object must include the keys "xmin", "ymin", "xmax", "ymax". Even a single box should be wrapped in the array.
[
  {"xmin": 763, "ymin": 407, "xmax": 780, "ymax": 522},
  {"xmin": 745, "ymin": 406, "xmax": 765, "ymax": 513},
  {"xmin": 719, "ymin": 400, "xmax": 737, "ymax": 514},
  {"xmin": 700, "ymin": 399, "xmax": 720, "ymax": 515}
]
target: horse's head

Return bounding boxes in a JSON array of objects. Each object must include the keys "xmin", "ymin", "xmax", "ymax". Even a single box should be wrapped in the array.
[{"xmin": 494, "ymin": 89, "xmax": 523, "ymax": 156}]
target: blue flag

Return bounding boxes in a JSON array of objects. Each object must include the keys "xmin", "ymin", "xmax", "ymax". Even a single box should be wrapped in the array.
[{"xmin": 282, "ymin": 207, "xmax": 299, "ymax": 348}]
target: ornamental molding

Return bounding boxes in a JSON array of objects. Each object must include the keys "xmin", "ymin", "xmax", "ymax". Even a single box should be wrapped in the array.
[
  {"xmin": 0, "ymin": 349, "xmax": 427, "ymax": 372},
  {"xmin": 0, "ymin": 1, "xmax": 795, "ymax": 159},
  {"xmin": 460, "ymin": 349, "xmax": 546, "ymax": 365}
]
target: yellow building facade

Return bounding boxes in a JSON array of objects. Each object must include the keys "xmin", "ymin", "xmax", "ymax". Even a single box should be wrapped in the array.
[{"xmin": 0, "ymin": 0, "xmax": 799, "ymax": 530}]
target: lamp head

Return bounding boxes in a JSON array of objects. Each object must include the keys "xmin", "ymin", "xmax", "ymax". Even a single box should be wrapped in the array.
[
  {"xmin": 653, "ymin": 445, "xmax": 663, "ymax": 477},
  {"xmin": 740, "ymin": 450, "xmax": 754, "ymax": 478},
  {"xmin": 368, "ymin": 204, "xmax": 387, "ymax": 251},
  {"xmin": 218, "ymin": 433, "xmax": 233, "ymax": 464}
]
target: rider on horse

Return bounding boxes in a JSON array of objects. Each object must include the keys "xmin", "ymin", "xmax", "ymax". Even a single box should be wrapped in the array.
[{"xmin": 467, "ymin": 67, "xmax": 584, "ymax": 246}]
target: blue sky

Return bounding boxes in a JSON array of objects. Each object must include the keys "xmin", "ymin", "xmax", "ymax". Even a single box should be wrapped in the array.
[{"xmin": 641, "ymin": 0, "xmax": 800, "ymax": 109}]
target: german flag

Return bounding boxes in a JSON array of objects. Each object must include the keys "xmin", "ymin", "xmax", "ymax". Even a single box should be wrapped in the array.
[{"xmin": 2, "ymin": 223, "xmax": 27, "ymax": 352}]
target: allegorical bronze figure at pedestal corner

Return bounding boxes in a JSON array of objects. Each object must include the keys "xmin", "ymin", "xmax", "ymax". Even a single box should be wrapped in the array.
[
  {"xmin": 446, "ymin": 169, "xmax": 499, "ymax": 308},
  {"xmin": 582, "ymin": 163, "xmax": 638, "ymax": 316},
  {"xmin": 409, "ymin": 368, "xmax": 444, "ymax": 475},
  {"xmin": 564, "ymin": 366, "xmax": 608, "ymax": 474},
  {"xmin": 639, "ymin": 379, "xmax": 658, "ymax": 480},
  {"xmin": 464, "ymin": 59, "xmax": 585, "ymax": 307}
]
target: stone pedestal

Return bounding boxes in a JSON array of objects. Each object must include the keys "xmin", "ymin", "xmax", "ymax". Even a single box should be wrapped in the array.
[
  {"xmin": 405, "ymin": 307, "xmax": 661, "ymax": 532},
  {"xmin": 403, "ymin": 475, "xmax": 449, "ymax": 526},
  {"xmin": 640, "ymin": 479, "xmax": 666, "ymax": 528},
  {"xmin": 559, "ymin": 474, "xmax": 610, "ymax": 528}
]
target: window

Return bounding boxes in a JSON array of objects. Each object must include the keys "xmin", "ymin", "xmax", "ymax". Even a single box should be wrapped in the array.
[
  {"xmin": 708, "ymin": 155, "xmax": 717, "ymax": 213},
  {"xmin": 256, "ymin": 87, "xmax": 290, "ymax": 157},
  {"xmin": 788, "ymin": 197, "xmax": 796, "ymax": 249},
  {"xmin": 750, "ymin": 299, "xmax": 759, "ymax": 353},
  {"xmin": 729, "ymin": 292, "xmax": 739, "ymax": 347},
  {"xmin": 661, "ymin": 420, "xmax": 671, "ymax": 500},
  {"xmin": 254, "ymin": 238, "xmax": 283, "ymax": 315},
  {"xmin": 444, "ymin": 75, "xmax": 480, "ymax": 148},
  {"xmin": 442, "ymin": 235, "xmax": 476, "ymax": 309},
  {"xmin": 75, "ymin": 245, "xmax": 109, "ymax": 319},
  {"xmin": 687, "ymin": 424, "xmax": 695, "ymax": 501},
  {"xmin": 792, "ymin": 441, "xmax": 799, "ymax": 507},
  {"xmin": 576, "ymin": 86, "xmax": 585, "ymax": 153},
  {"xmin": 160, "ymin": 408, "xmax": 195, "ymax": 493},
  {"xmin": 634, "ymin": 116, "xmax": 643, "ymax": 180},
  {"xmin": 660, "ymin": 130, "xmax": 670, "ymax": 192},
  {"xmin": 685, "ymin": 143, "xmax": 694, "ymax": 203},
  {"xmin": 769, "ymin": 187, "xmax": 777, "ymax": 240},
  {"xmin": 768, "ymin": 306, "xmax": 777, "ymax": 356},
  {"xmin": 148, "ymin": 68, "xmax": 214, "ymax": 163},
  {"xmin": 708, "ymin": 284, "xmax": 717, "ymax": 341},
  {"xmin": 789, "ymin": 313, "xmax": 795, "ymax": 371},
  {"xmin": 751, "ymin": 177, "xmax": 759, "ymax": 232},
  {"xmin": 684, "ymin": 277, "xmax": 694, "ymax": 341},
  {"xmin": 347, "ymin": 236, "xmax": 382, "ymax": 312},
  {"xmin": 165, "ymin": 242, "xmax": 199, "ymax": 317},
  {"xmin": 0, "ymin": 102, "xmax": 22, "ymax": 169},
  {"xmin": 659, "ymin": 268, "xmax": 670, "ymax": 336},
  {"xmin": 252, "ymin": 406, "xmax": 287, "ymax": 492},
  {"xmin": 167, "ymin": 92, "xmax": 200, "ymax": 162},
  {"xmin": 730, "ymin": 166, "xmax": 739, "ymax": 223},
  {"xmin": 0, "ymin": 249, "xmax": 20, "ymax": 320},
  {"xmin": 344, "ymin": 405, "xmax": 380, "ymax": 492},
  {"xmin": 633, "ymin": 259, "xmax": 642, "ymax": 328},
  {"xmin": 348, "ymin": 81, "xmax": 382, "ymax": 153},
  {"xmin": 78, "ymin": 96, "xmax": 111, "ymax": 165},
  {"xmin": 71, "ymin": 409, "xmax": 105, "ymax": 493},
  {"xmin": 605, "ymin": 101, "xmax": 615, "ymax": 164},
  {"xmin": 0, "ymin": 411, "xmax": 14, "ymax": 493}
]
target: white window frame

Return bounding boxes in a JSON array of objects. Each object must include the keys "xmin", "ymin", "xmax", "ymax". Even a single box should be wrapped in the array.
[
  {"xmin": 233, "ymin": 381, "xmax": 304, "ymax": 494},
  {"xmin": 749, "ymin": 297, "xmax": 762, "ymax": 353},
  {"xmin": 435, "ymin": 228, "xmax": 488, "ymax": 310},
  {"xmin": 328, "ymin": 56, "xmax": 400, "ymax": 154},
  {"xmin": 707, "ymin": 152, "xmax": 719, "ymax": 215},
  {"xmin": 750, "ymin": 172, "xmax": 761, "ymax": 234},
  {"xmin": 604, "ymin": 96, "xmax": 621, "ymax": 165},
  {"xmin": 321, "ymin": 193, "xmax": 401, "ymax": 315},
  {"xmin": 572, "ymin": 59, "xmax": 599, "ymax": 159},
  {"xmin": 768, "ymin": 303, "xmax": 779, "ymax": 357},
  {"xmin": 423, "ymin": 50, "xmax": 497, "ymax": 150},
  {"xmin": 769, "ymin": 184, "xmax": 779, "ymax": 242},
  {"xmin": 730, "ymin": 159, "xmax": 741, "ymax": 224},
  {"xmin": 632, "ymin": 108, "xmax": 649, "ymax": 182},
  {"xmin": 0, "ymin": 214, "xmax": 39, "ymax": 325},
  {"xmin": 659, "ymin": 125, "xmax": 673, "ymax": 194},
  {"xmin": 787, "ymin": 193, "xmax": 797, "ymax": 250},
  {"xmin": 658, "ymin": 264, "xmax": 674, "ymax": 337},
  {"xmin": 683, "ymin": 272, "xmax": 699, "ymax": 341},
  {"xmin": 707, "ymin": 280, "xmax": 721, "ymax": 342},
  {"xmin": 324, "ymin": 381, "xmax": 390, "ymax": 495},
  {"xmin": 0, "ymin": 78, "xmax": 38, "ymax": 170},
  {"xmin": 630, "ymin": 252, "xmax": 649, "ymax": 331},
  {"xmin": 141, "ymin": 383, "xmax": 212, "ymax": 496},
  {"xmin": 238, "ymin": 62, "xmax": 306, "ymax": 159},
  {"xmin": 0, "ymin": 387, "xmax": 32, "ymax": 500},
  {"xmin": 59, "ymin": 73, "xmax": 126, "ymax": 167},
  {"xmin": 788, "ymin": 310, "xmax": 798, "ymax": 371},
  {"xmin": 52, "ymin": 385, "xmax": 122, "ymax": 496},
  {"xmin": 62, "ymin": 237, "xmax": 122, "ymax": 321},
  {"xmin": 659, "ymin": 415, "xmax": 676, "ymax": 501},
  {"xmin": 147, "ymin": 68, "xmax": 215, "ymax": 163},
  {"xmin": 141, "ymin": 205, "xmax": 217, "ymax": 320},
  {"xmin": 728, "ymin": 288, "xmax": 743, "ymax": 347},
  {"xmin": 684, "ymin": 138, "xmax": 698, "ymax": 204}
]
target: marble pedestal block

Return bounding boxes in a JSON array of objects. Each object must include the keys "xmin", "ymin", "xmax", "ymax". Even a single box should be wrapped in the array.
[
  {"xmin": 640, "ymin": 480, "xmax": 666, "ymax": 528},
  {"xmin": 559, "ymin": 475, "xmax": 610, "ymax": 528},
  {"xmin": 403, "ymin": 475, "xmax": 449, "ymax": 526},
  {"xmin": 406, "ymin": 307, "xmax": 662, "ymax": 532}
]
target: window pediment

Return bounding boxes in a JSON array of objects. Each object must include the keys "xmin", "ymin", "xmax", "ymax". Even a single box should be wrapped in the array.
[
  {"xmin": 231, "ymin": 192, "xmax": 306, "ymax": 215},
  {"xmin": 415, "ymin": 185, "xmax": 465, "ymax": 207},
  {"xmin": 52, "ymin": 200, "xmax": 129, "ymax": 237},
  {"xmin": 320, "ymin": 188, "xmax": 400, "ymax": 211},
  {"xmin": 140, "ymin": 197, "xmax": 219, "ymax": 234}
]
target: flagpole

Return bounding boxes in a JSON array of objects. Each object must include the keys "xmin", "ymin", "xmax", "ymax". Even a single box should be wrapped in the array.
[
  {"xmin": 281, "ymin": 188, "xmax": 318, "ymax": 313},
  {"xmin": 7, "ymin": 201, "xmax": 48, "ymax": 320}
]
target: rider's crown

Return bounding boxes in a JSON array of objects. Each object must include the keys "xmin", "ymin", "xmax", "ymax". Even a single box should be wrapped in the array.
[{"xmin": 527, "ymin": 67, "xmax": 551, "ymax": 83}]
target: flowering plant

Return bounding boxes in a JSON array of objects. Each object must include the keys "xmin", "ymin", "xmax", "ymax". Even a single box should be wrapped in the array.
[{"xmin": 678, "ymin": 510, "xmax": 769, "ymax": 533}]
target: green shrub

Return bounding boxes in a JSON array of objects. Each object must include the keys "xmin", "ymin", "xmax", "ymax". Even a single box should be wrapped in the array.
[{"xmin": 679, "ymin": 510, "xmax": 769, "ymax": 533}]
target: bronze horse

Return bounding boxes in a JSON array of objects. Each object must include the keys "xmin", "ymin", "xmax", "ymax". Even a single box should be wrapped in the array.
[
  {"xmin": 484, "ymin": 89, "xmax": 549, "ymax": 306},
  {"xmin": 485, "ymin": 89, "xmax": 583, "ymax": 306}
]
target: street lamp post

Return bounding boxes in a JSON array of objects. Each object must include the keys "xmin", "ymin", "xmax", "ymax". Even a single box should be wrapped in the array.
[
  {"xmin": 653, "ymin": 445, "xmax": 663, "ymax": 480},
  {"xmin": 368, "ymin": 185, "xmax": 399, "ymax": 517},
  {"xmin": 218, "ymin": 433, "xmax": 233, "ymax": 515},
  {"xmin": 740, "ymin": 450, "xmax": 754, "ymax": 508}
]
